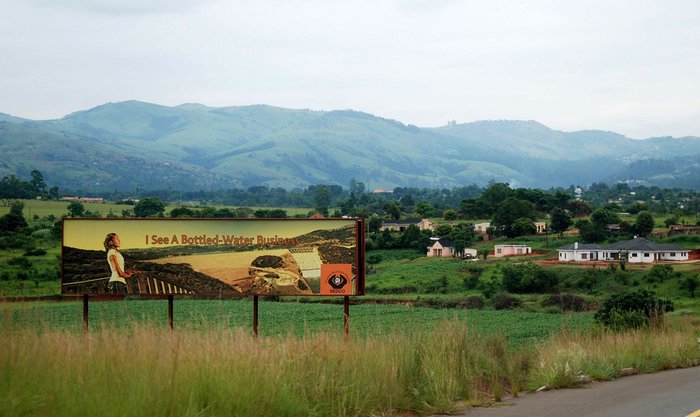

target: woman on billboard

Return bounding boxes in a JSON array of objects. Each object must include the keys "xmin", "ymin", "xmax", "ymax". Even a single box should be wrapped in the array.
[{"xmin": 104, "ymin": 233, "xmax": 135, "ymax": 294}]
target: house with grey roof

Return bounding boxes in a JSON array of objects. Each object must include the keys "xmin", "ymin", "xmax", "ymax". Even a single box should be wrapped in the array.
[
  {"xmin": 427, "ymin": 237, "xmax": 454, "ymax": 258},
  {"xmin": 557, "ymin": 242, "xmax": 603, "ymax": 262},
  {"xmin": 558, "ymin": 238, "xmax": 689, "ymax": 264},
  {"xmin": 427, "ymin": 237, "xmax": 477, "ymax": 258},
  {"xmin": 381, "ymin": 218, "xmax": 435, "ymax": 232}
]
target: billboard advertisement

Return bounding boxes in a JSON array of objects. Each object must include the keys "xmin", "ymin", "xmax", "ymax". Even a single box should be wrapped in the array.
[{"xmin": 62, "ymin": 218, "xmax": 365, "ymax": 297}]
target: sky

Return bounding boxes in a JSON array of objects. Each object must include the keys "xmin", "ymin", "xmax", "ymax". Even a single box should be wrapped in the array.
[
  {"xmin": 64, "ymin": 218, "xmax": 355, "ymax": 250},
  {"xmin": 2, "ymin": 0, "xmax": 699, "ymax": 139}
]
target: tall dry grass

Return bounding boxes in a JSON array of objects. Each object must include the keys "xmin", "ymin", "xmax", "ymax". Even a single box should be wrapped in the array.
[
  {"xmin": 1, "ymin": 318, "xmax": 698, "ymax": 417},
  {"xmin": 529, "ymin": 318, "xmax": 700, "ymax": 389},
  {"xmin": 0, "ymin": 321, "xmax": 522, "ymax": 417}
]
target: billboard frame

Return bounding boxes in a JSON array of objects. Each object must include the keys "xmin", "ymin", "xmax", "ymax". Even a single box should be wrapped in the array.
[
  {"xmin": 61, "ymin": 217, "xmax": 366, "ymax": 298},
  {"xmin": 64, "ymin": 217, "xmax": 365, "ymax": 337}
]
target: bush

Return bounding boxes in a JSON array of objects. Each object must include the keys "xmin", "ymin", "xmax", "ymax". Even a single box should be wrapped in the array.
[
  {"xmin": 458, "ymin": 295, "xmax": 485, "ymax": 309},
  {"xmin": 8, "ymin": 257, "xmax": 32, "ymax": 269},
  {"xmin": 492, "ymin": 292, "xmax": 522, "ymax": 310},
  {"xmin": 462, "ymin": 274, "xmax": 480, "ymax": 290},
  {"xmin": 594, "ymin": 290, "xmax": 674, "ymax": 330},
  {"xmin": 24, "ymin": 247, "xmax": 47, "ymax": 256},
  {"xmin": 478, "ymin": 276, "xmax": 501, "ymax": 299},
  {"xmin": 541, "ymin": 294, "xmax": 589, "ymax": 312},
  {"xmin": 679, "ymin": 276, "xmax": 699, "ymax": 298},
  {"xmin": 645, "ymin": 264, "xmax": 678, "ymax": 283},
  {"xmin": 502, "ymin": 262, "xmax": 558, "ymax": 293}
]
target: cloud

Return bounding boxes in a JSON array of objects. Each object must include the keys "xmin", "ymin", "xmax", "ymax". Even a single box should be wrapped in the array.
[{"xmin": 28, "ymin": 0, "xmax": 215, "ymax": 15}]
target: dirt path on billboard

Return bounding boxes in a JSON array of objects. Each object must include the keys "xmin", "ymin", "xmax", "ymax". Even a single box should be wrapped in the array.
[
  {"xmin": 149, "ymin": 248, "xmax": 322, "ymax": 286},
  {"xmin": 440, "ymin": 366, "xmax": 700, "ymax": 417}
]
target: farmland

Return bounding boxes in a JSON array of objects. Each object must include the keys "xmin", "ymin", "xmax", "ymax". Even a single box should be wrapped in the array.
[
  {"xmin": 1, "ymin": 298, "xmax": 593, "ymax": 345},
  {"xmin": 1, "ymin": 197, "xmax": 700, "ymax": 416}
]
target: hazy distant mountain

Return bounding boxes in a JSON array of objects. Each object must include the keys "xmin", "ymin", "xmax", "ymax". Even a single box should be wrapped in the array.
[{"xmin": 1, "ymin": 101, "xmax": 698, "ymax": 191}]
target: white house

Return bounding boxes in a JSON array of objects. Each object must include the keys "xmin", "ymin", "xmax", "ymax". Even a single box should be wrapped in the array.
[
  {"xmin": 474, "ymin": 222, "xmax": 490, "ymax": 234},
  {"xmin": 558, "ymin": 238, "xmax": 690, "ymax": 264},
  {"xmin": 557, "ymin": 242, "xmax": 602, "ymax": 262}
]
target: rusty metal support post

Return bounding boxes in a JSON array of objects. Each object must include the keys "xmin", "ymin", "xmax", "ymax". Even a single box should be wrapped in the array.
[
  {"xmin": 168, "ymin": 294, "xmax": 174, "ymax": 330},
  {"xmin": 344, "ymin": 296, "xmax": 350, "ymax": 340},
  {"xmin": 82, "ymin": 294, "xmax": 89, "ymax": 333},
  {"xmin": 253, "ymin": 296, "xmax": 259, "ymax": 339}
]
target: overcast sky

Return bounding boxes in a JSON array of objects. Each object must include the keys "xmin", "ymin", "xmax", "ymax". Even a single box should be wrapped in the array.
[{"xmin": 2, "ymin": 0, "xmax": 699, "ymax": 138}]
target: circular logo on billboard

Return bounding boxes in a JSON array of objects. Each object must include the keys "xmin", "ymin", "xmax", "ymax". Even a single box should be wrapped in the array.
[{"xmin": 328, "ymin": 273, "xmax": 348, "ymax": 289}]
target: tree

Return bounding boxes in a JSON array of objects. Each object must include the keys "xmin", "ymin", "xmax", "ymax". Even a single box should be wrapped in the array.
[
  {"xmin": 133, "ymin": 197, "xmax": 165, "ymax": 217},
  {"xmin": 549, "ymin": 207, "xmax": 573, "ymax": 236},
  {"xmin": 492, "ymin": 197, "xmax": 535, "ymax": 237},
  {"xmin": 313, "ymin": 185, "xmax": 331, "ymax": 216},
  {"xmin": 510, "ymin": 217, "xmax": 537, "ymax": 237},
  {"xmin": 67, "ymin": 202, "xmax": 86, "ymax": 218},
  {"xmin": 481, "ymin": 182, "xmax": 512, "ymax": 213},
  {"xmin": 399, "ymin": 224, "xmax": 424, "ymax": 250},
  {"xmin": 415, "ymin": 201, "xmax": 434, "ymax": 218},
  {"xmin": 399, "ymin": 194, "xmax": 415, "ymax": 209},
  {"xmin": 501, "ymin": 262, "xmax": 557, "ymax": 293},
  {"xmin": 679, "ymin": 276, "xmax": 699, "ymax": 298},
  {"xmin": 384, "ymin": 201, "xmax": 402, "ymax": 220},
  {"xmin": 368, "ymin": 215, "xmax": 383, "ymax": 233},
  {"xmin": 634, "ymin": 210, "xmax": 655, "ymax": 237},
  {"xmin": 594, "ymin": 290, "xmax": 674, "ymax": 329},
  {"xmin": 443, "ymin": 209, "xmax": 457, "ymax": 221},
  {"xmin": 30, "ymin": 170, "xmax": 46, "ymax": 195},
  {"xmin": 434, "ymin": 224, "xmax": 452, "ymax": 237},
  {"xmin": 0, "ymin": 200, "xmax": 28, "ymax": 232},
  {"xmin": 170, "ymin": 207, "xmax": 196, "ymax": 218}
]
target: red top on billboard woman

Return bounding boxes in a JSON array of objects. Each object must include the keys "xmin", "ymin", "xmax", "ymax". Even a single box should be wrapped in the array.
[{"xmin": 104, "ymin": 233, "xmax": 133, "ymax": 293}]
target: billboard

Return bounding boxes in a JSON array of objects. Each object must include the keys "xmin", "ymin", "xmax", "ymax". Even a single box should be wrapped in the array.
[{"xmin": 62, "ymin": 218, "xmax": 365, "ymax": 297}]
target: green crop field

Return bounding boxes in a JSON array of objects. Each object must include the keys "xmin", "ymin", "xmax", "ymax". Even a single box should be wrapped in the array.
[{"xmin": 1, "ymin": 299, "xmax": 593, "ymax": 346}]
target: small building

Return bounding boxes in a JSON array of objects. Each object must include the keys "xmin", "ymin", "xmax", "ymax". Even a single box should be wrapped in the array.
[
  {"xmin": 474, "ymin": 222, "xmax": 490, "ymax": 234},
  {"xmin": 535, "ymin": 222, "xmax": 547, "ymax": 234},
  {"xmin": 557, "ymin": 242, "xmax": 602, "ymax": 262},
  {"xmin": 493, "ymin": 244, "xmax": 532, "ymax": 257},
  {"xmin": 427, "ymin": 237, "xmax": 453, "ymax": 258},
  {"xmin": 668, "ymin": 225, "xmax": 700, "ymax": 236},
  {"xmin": 381, "ymin": 218, "xmax": 435, "ymax": 232}
]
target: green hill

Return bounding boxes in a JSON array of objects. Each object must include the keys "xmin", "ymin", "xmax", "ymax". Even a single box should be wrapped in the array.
[{"xmin": 1, "ymin": 101, "xmax": 699, "ymax": 191}]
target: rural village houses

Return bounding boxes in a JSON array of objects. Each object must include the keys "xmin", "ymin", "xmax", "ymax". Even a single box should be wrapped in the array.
[
  {"xmin": 381, "ymin": 218, "xmax": 435, "ymax": 232},
  {"xmin": 557, "ymin": 237, "xmax": 689, "ymax": 263}
]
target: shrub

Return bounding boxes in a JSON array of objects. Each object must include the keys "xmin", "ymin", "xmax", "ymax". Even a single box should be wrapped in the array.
[
  {"xmin": 594, "ymin": 290, "xmax": 674, "ymax": 330},
  {"xmin": 462, "ymin": 274, "xmax": 480, "ymax": 290},
  {"xmin": 502, "ymin": 262, "xmax": 558, "ymax": 293},
  {"xmin": 541, "ymin": 293, "xmax": 589, "ymax": 312},
  {"xmin": 679, "ymin": 276, "xmax": 699, "ymax": 298},
  {"xmin": 24, "ymin": 247, "xmax": 47, "ymax": 256},
  {"xmin": 8, "ymin": 257, "xmax": 32, "ymax": 269},
  {"xmin": 478, "ymin": 276, "xmax": 501, "ymax": 299},
  {"xmin": 492, "ymin": 292, "xmax": 522, "ymax": 310},
  {"xmin": 646, "ymin": 264, "xmax": 678, "ymax": 283},
  {"xmin": 457, "ymin": 295, "xmax": 485, "ymax": 309}
]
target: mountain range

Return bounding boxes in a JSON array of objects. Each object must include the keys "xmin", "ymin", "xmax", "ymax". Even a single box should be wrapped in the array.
[{"xmin": 1, "ymin": 100, "xmax": 699, "ymax": 192}]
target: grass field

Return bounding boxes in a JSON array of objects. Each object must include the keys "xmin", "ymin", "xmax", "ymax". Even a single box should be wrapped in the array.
[
  {"xmin": 1, "ymin": 309, "xmax": 697, "ymax": 417},
  {"xmin": 1, "ymin": 299, "xmax": 594, "ymax": 345}
]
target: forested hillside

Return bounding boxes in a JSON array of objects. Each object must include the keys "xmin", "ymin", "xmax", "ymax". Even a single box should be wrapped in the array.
[{"xmin": 1, "ymin": 101, "xmax": 699, "ymax": 191}]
